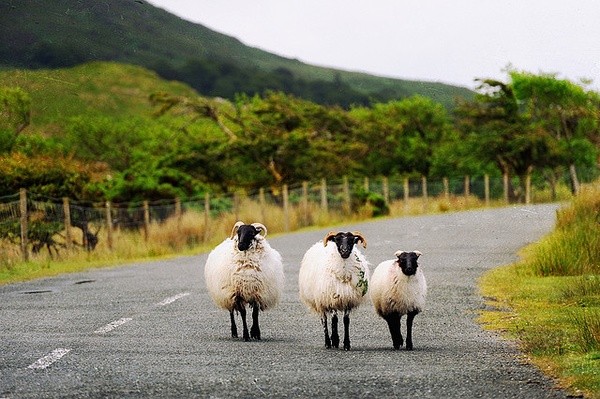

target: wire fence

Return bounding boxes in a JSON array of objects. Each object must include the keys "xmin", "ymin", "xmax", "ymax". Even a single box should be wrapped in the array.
[{"xmin": 1, "ymin": 170, "xmax": 596, "ymax": 262}]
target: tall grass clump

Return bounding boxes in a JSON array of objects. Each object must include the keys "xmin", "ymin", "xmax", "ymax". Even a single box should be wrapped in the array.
[{"xmin": 527, "ymin": 184, "xmax": 600, "ymax": 276}]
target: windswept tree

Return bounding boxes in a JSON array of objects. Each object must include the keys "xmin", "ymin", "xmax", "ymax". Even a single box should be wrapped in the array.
[
  {"xmin": 150, "ymin": 91, "xmax": 366, "ymax": 192},
  {"xmin": 509, "ymin": 71, "xmax": 599, "ymax": 194},
  {"xmin": 454, "ymin": 79, "xmax": 561, "ymax": 202}
]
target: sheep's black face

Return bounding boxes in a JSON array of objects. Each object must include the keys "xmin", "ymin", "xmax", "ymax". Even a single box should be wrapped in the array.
[
  {"xmin": 329, "ymin": 232, "xmax": 359, "ymax": 259},
  {"xmin": 236, "ymin": 224, "xmax": 259, "ymax": 251},
  {"xmin": 397, "ymin": 251, "xmax": 420, "ymax": 276}
]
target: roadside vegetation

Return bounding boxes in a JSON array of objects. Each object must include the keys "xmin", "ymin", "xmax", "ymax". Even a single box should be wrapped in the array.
[{"xmin": 480, "ymin": 182, "xmax": 600, "ymax": 398}]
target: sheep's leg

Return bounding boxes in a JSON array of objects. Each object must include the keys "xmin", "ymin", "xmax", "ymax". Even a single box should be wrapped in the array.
[
  {"xmin": 250, "ymin": 303, "xmax": 261, "ymax": 340},
  {"xmin": 405, "ymin": 310, "xmax": 419, "ymax": 351},
  {"xmin": 239, "ymin": 305, "xmax": 250, "ymax": 341},
  {"xmin": 321, "ymin": 313, "xmax": 332, "ymax": 348},
  {"xmin": 331, "ymin": 312, "xmax": 340, "ymax": 348},
  {"xmin": 384, "ymin": 313, "xmax": 403, "ymax": 349},
  {"xmin": 343, "ymin": 310, "xmax": 351, "ymax": 351},
  {"xmin": 229, "ymin": 310, "xmax": 238, "ymax": 338}
]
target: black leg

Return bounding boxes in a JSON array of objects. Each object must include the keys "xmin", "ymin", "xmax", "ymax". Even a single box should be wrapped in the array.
[
  {"xmin": 331, "ymin": 313, "xmax": 339, "ymax": 348},
  {"xmin": 321, "ymin": 313, "xmax": 331, "ymax": 348},
  {"xmin": 230, "ymin": 310, "xmax": 238, "ymax": 338},
  {"xmin": 406, "ymin": 310, "xmax": 418, "ymax": 350},
  {"xmin": 237, "ymin": 301, "xmax": 250, "ymax": 342},
  {"xmin": 343, "ymin": 311, "xmax": 351, "ymax": 351},
  {"xmin": 385, "ymin": 313, "xmax": 402, "ymax": 349},
  {"xmin": 250, "ymin": 303, "xmax": 261, "ymax": 340}
]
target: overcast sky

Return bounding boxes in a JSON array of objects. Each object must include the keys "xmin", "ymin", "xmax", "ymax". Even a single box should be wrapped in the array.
[{"xmin": 147, "ymin": 0, "xmax": 600, "ymax": 91}]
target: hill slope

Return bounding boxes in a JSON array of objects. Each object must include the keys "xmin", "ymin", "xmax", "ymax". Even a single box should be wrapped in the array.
[
  {"xmin": 0, "ymin": 0, "xmax": 472, "ymax": 107},
  {"xmin": 0, "ymin": 62, "xmax": 199, "ymax": 126}
]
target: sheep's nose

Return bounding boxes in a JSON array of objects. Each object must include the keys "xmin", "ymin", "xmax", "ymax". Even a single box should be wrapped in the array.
[
  {"xmin": 237, "ymin": 242, "xmax": 250, "ymax": 251},
  {"xmin": 339, "ymin": 247, "xmax": 352, "ymax": 258}
]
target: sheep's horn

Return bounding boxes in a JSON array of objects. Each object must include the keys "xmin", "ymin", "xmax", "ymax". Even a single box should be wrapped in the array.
[
  {"xmin": 323, "ymin": 231, "xmax": 337, "ymax": 247},
  {"xmin": 414, "ymin": 250, "xmax": 423, "ymax": 257},
  {"xmin": 251, "ymin": 222, "xmax": 267, "ymax": 237},
  {"xmin": 230, "ymin": 221, "xmax": 245, "ymax": 239},
  {"xmin": 352, "ymin": 231, "xmax": 367, "ymax": 248},
  {"xmin": 394, "ymin": 250, "xmax": 406, "ymax": 257}
]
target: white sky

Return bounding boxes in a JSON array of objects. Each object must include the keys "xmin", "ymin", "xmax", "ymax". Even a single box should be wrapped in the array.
[{"xmin": 147, "ymin": 0, "xmax": 600, "ymax": 91}]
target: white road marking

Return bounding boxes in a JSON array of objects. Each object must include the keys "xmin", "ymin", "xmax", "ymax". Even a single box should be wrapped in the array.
[
  {"xmin": 156, "ymin": 292, "xmax": 190, "ymax": 306},
  {"xmin": 94, "ymin": 317, "xmax": 133, "ymax": 334},
  {"xmin": 27, "ymin": 348, "xmax": 71, "ymax": 370}
]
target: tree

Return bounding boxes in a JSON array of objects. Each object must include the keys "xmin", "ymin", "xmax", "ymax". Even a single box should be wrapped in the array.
[
  {"xmin": 351, "ymin": 96, "xmax": 454, "ymax": 177},
  {"xmin": 509, "ymin": 71, "xmax": 599, "ymax": 194},
  {"xmin": 0, "ymin": 87, "xmax": 31, "ymax": 153},
  {"xmin": 454, "ymin": 79, "xmax": 556, "ymax": 202},
  {"xmin": 150, "ymin": 91, "xmax": 366, "ymax": 192}
]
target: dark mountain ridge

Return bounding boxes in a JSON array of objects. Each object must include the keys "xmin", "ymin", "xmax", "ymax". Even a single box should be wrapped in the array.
[{"xmin": 0, "ymin": 0, "xmax": 473, "ymax": 107}]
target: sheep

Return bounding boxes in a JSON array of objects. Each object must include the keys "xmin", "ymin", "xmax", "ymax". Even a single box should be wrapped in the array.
[
  {"xmin": 298, "ymin": 231, "xmax": 370, "ymax": 350},
  {"xmin": 369, "ymin": 250, "xmax": 426, "ymax": 350},
  {"xmin": 204, "ymin": 221, "xmax": 284, "ymax": 341}
]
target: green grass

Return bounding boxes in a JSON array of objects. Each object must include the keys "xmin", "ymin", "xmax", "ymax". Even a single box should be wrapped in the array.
[{"xmin": 479, "ymin": 183, "xmax": 600, "ymax": 398}]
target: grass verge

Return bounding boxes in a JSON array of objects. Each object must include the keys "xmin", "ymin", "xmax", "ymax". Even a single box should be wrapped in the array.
[{"xmin": 479, "ymin": 183, "xmax": 600, "ymax": 398}]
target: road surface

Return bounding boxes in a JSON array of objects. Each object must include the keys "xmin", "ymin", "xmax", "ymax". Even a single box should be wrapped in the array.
[{"xmin": 0, "ymin": 204, "xmax": 569, "ymax": 398}]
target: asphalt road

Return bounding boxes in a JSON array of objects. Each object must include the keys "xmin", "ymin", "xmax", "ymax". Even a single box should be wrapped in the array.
[{"xmin": 0, "ymin": 204, "xmax": 570, "ymax": 398}]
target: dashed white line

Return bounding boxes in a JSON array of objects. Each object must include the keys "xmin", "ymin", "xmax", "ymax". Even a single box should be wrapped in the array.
[
  {"xmin": 156, "ymin": 292, "xmax": 190, "ymax": 307},
  {"xmin": 28, "ymin": 348, "xmax": 71, "ymax": 370},
  {"xmin": 94, "ymin": 317, "xmax": 133, "ymax": 334}
]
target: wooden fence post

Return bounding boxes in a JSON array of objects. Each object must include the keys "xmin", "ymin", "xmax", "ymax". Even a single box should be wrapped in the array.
[
  {"xmin": 503, "ymin": 172, "xmax": 509, "ymax": 204},
  {"xmin": 343, "ymin": 176, "xmax": 351, "ymax": 214},
  {"xmin": 363, "ymin": 177, "xmax": 369, "ymax": 192},
  {"xmin": 63, "ymin": 197, "xmax": 72, "ymax": 252},
  {"xmin": 382, "ymin": 177, "xmax": 389, "ymax": 205},
  {"xmin": 259, "ymin": 188, "xmax": 266, "ymax": 223},
  {"xmin": 105, "ymin": 201, "xmax": 113, "ymax": 250},
  {"xmin": 175, "ymin": 197, "xmax": 182, "ymax": 231},
  {"xmin": 525, "ymin": 172, "xmax": 532, "ymax": 204},
  {"xmin": 143, "ymin": 200, "xmax": 150, "ymax": 242},
  {"xmin": 283, "ymin": 184, "xmax": 290, "ymax": 232},
  {"xmin": 302, "ymin": 181, "xmax": 309, "ymax": 226},
  {"xmin": 421, "ymin": 176, "xmax": 428, "ymax": 211},
  {"xmin": 443, "ymin": 177, "xmax": 450, "ymax": 201},
  {"xmin": 403, "ymin": 178, "xmax": 410, "ymax": 210},
  {"xmin": 464, "ymin": 175, "xmax": 470, "ymax": 198},
  {"xmin": 204, "ymin": 192, "xmax": 210, "ymax": 243},
  {"xmin": 484, "ymin": 174, "xmax": 490, "ymax": 206},
  {"xmin": 19, "ymin": 188, "xmax": 28, "ymax": 262},
  {"xmin": 233, "ymin": 192, "xmax": 240, "ymax": 221},
  {"xmin": 320, "ymin": 178, "xmax": 328, "ymax": 213}
]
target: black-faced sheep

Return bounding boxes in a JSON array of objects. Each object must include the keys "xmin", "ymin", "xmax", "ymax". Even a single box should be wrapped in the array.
[
  {"xmin": 204, "ymin": 221, "xmax": 284, "ymax": 341},
  {"xmin": 298, "ymin": 231, "xmax": 370, "ymax": 350},
  {"xmin": 369, "ymin": 250, "xmax": 426, "ymax": 350}
]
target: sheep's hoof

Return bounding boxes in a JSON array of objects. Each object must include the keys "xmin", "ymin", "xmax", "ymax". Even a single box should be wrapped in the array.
[
  {"xmin": 250, "ymin": 326, "xmax": 261, "ymax": 340},
  {"xmin": 325, "ymin": 337, "xmax": 332, "ymax": 349},
  {"xmin": 406, "ymin": 345, "xmax": 413, "ymax": 351},
  {"xmin": 331, "ymin": 336, "xmax": 339, "ymax": 348},
  {"xmin": 343, "ymin": 341, "xmax": 351, "ymax": 351}
]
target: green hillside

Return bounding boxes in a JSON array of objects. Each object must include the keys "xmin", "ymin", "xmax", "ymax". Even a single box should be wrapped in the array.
[
  {"xmin": 0, "ymin": 62, "xmax": 199, "ymax": 126},
  {"xmin": 0, "ymin": 0, "xmax": 473, "ymax": 108}
]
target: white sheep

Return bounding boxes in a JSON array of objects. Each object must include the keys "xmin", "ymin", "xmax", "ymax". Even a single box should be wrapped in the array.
[
  {"xmin": 298, "ymin": 231, "xmax": 370, "ymax": 350},
  {"xmin": 204, "ymin": 221, "xmax": 284, "ymax": 341},
  {"xmin": 369, "ymin": 250, "xmax": 426, "ymax": 350}
]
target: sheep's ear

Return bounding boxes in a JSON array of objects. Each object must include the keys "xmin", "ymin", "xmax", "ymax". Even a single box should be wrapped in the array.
[
  {"xmin": 414, "ymin": 250, "xmax": 423, "ymax": 257},
  {"xmin": 323, "ymin": 231, "xmax": 337, "ymax": 246},
  {"xmin": 352, "ymin": 231, "xmax": 367, "ymax": 249},
  {"xmin": 394, "ymin": 250, "xmax": 406, "ymax": 258},
  {"xmin": 230, "ymin": 221, "xmax": 245, "ymax": 239},
  {"xmin": 251, "ymin": 222, "xmax": 267, "ymax": 237}
]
